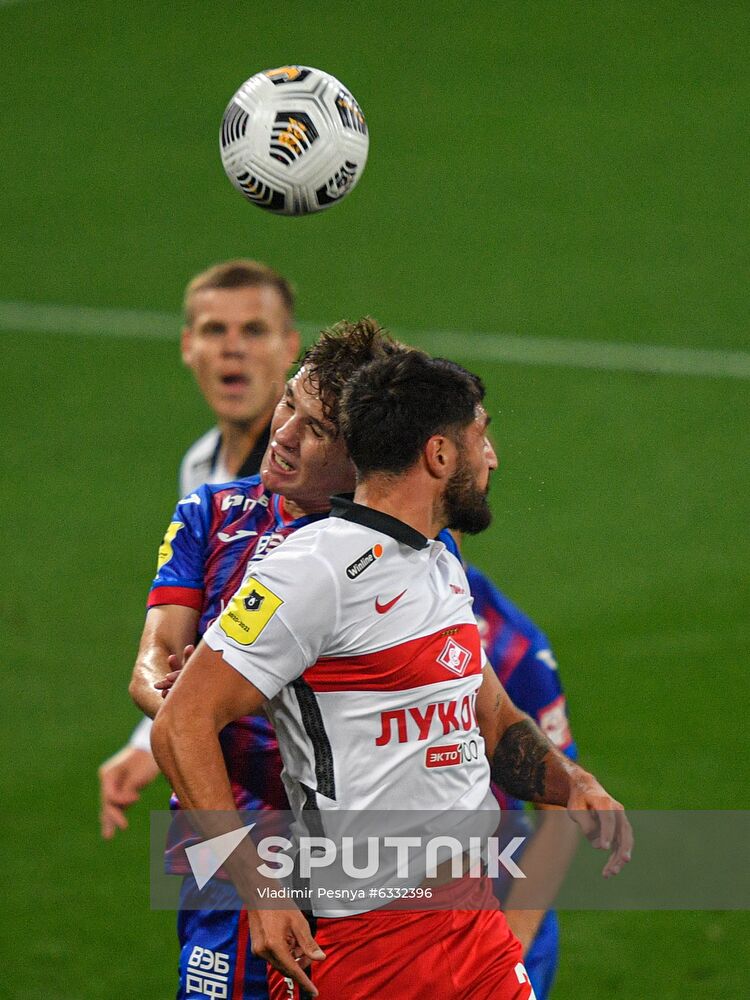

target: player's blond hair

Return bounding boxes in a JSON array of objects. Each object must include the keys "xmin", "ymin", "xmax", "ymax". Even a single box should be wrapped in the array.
[{"xmin": 183, "ymin": 259, "xmax": 296, "ymax": 326}]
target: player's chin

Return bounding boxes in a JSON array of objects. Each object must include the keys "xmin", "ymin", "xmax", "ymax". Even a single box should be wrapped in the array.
[
  {"xmin": 212, "ymin": 397, "xmax": 258, "ymax": 423},
  {"xmin": 261, "ymin": 463, "xmax": 298, "ymax": 494},
  {"xmin": 224, "ymin": 397, "xmax": 260, "ymax": 418}
]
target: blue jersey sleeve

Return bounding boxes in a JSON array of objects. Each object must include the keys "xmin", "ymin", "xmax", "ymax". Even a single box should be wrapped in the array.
[
  {"xmin": 465, "ymin": 563, "xmax": 577, "ymax": 760},
  {"xmin": 147, "ymin": 486, "xmax": 211, "ymax": 611},
  {"xmin": 503, "ymin": 643, "xmax": 577, "ymax": 760}
]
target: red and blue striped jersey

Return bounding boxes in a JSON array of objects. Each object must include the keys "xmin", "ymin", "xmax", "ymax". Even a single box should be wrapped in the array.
[{"xmin": 148, "ymin": 475, "xmax": 326, "ymax": 871}]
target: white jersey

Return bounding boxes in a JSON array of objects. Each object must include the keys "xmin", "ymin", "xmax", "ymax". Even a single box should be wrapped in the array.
[
  {"xmin": 204, "ymin": 497, "xmax": 498, "ymax": 913},
  {"xmin": 178, "ymin": 428, "xmax": 228, "ymax": 496}
]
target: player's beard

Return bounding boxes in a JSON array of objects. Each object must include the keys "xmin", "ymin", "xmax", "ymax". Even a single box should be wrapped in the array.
[{"xmin": 443, "ymin": 455, "xmax": 492, "ymax": 535}]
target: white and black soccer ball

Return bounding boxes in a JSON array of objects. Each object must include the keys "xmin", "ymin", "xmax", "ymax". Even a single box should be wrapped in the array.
[{"xmin": 220, "ymin": 66, "xmax": 369, "ymax": 216}]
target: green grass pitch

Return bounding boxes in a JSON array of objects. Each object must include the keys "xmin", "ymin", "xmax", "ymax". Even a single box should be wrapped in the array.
[{"xmin": 1, "ymin": 2, "xmax": 748, "ymax": 996}]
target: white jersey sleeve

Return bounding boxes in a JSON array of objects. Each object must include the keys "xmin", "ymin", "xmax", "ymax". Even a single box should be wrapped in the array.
[
  {"xmin": 203, "ymin": 528, "xmax": 339, "ymax": 700},
  {"xmin": 127, "ymin": 715, "xmax": 154, "ymax": 751}
]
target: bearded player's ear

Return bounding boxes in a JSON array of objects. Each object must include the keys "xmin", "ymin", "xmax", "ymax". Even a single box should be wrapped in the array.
[{"xmin": 424, "ymin": 434, "xmax": 456, "ymax": 480}]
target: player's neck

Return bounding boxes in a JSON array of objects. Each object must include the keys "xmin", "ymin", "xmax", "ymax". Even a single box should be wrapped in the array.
[
  {"xmin": 216, "ymin": 411, "xmax": 272, "ymax": 477},
  {"xmin": 275, "ymin": 495, "xmax": 326, "ymax": 523},
  {"xmin": 354, "ymin": 475, "xmax": 444, "ymax": 541}
]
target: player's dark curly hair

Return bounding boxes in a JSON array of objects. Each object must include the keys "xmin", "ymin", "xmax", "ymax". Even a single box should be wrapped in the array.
[
  {"xmin": 340, "ymin": 351, "xmax": 485, "ymax": 475},
  {"xmin": 300, "ymin": 317, "xmax": 406, "ymax": 433}
]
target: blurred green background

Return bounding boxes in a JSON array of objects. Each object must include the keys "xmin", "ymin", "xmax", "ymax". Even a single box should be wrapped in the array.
[{"xmin": 1, "ymin": 1, "xmax": 748, "ymax": 996}]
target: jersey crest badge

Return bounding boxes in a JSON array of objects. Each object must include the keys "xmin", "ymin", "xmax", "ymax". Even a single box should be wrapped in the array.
[
  {"xmin": 219, "ymin": 577, "xmax": 283, "ymax": 646},
  {"xmin": 436, "ymin": 636, "xmax": 472, "ymax": 677}
]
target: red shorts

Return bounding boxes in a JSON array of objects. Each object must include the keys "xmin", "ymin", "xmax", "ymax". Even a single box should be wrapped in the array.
[{"xmin": 267, "ymin": 877, "xmax": 534, "ymax": 1000}]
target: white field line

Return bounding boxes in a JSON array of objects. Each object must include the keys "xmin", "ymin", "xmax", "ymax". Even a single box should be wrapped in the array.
[{"xmin": 1, "ymin": 299, "xmax": 749, "ymax": 381}]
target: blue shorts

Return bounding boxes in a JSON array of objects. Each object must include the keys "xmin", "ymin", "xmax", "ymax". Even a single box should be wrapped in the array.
[
  {"xmin": 176, "ymin": 876, "xmax": 268, "ymax": 1000},
  {"xmin": 523, "ymin": 910, "xmax": 559, "ymax": 1000}
]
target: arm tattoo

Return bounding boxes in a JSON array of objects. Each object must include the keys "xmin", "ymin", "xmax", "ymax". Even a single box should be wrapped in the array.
[{"xmin": 491, "ymin": 719, "xmax": 553, "ymax": 801}]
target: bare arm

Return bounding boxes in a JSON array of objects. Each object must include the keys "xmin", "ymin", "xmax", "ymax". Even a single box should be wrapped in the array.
[
  {"xmin": 503, "ymin": 803, "xmax": 580, "ymax": 955},
  {"xmin": 151, "ymin": 640, "xmax": 325, "ymax": 996},
  {"xmin": 475, "ymin": 664, "xmax": 575, "ymax": 803},
  {"xmin": 129, "ymin": 605, "xmax": 200, "ymax": 718},
  {"xmin": 151, "ymin": 640, "xmax": 260, "ymax": 809},
  {"xmin": 476, "ymin": 665, "xmax": 632, "ymax": 876}
]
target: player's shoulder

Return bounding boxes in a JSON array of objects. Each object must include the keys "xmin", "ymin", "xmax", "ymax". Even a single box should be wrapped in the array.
[
  {"xmin": 465, "ymin": 563, "xmax": 550, "ymax": 648},
  {"xmin": 172, "ymin": 474, "xmax": 266, "ymax": 523},
  {"xmin": 178, "ymin": 427, "xmax": 221, "ymax": 494},
  {"xmin": 260, "ymin": 513, "xmax": 450, "ymax": 593},
  {"xmin": 256, "ymin": 516, "xmax": 340, "ymax": 564},
  {"xmin": 238, "ymin": 520, "xmax": 341, "ymax": 615},
  {"xmin": 248, "ymin": 515, "xmax": 382, "ymax": 582}
]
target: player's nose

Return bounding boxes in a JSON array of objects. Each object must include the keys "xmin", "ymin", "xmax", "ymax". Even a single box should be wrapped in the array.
[
  {"xmin": 274, "ymin": 412, "xmax": 301, "ymax": 450},
  {"xmin": 221, "ymin": 326, "xmax": 248, "ymax": 355},
  {"xmin": 484, "ymin": 437, "xmax": 498, "ymax": 470}
]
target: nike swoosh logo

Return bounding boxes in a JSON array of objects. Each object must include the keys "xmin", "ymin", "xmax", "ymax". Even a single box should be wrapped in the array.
[
  {"xmin": 375, "ymin": 590, "xmax": 407, "ymax": 614},
  {"xmin": 217, "ymin": 529, "xmax": 258, "ymax": 543},
  {"xmin": 180, "ymin": 493, "xmax": 201, "ymax": 505}
]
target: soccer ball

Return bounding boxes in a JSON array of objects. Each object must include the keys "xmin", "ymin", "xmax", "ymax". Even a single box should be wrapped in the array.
[{"xmin": 220, "ymin": 65, "xmax": 369, "ymax": 216}]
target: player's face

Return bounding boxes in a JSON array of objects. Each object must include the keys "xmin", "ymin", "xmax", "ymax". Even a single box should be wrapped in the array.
[
  {"xmin": 181, "ymin": 286, "xmax": 299, "ymax": 427},
  {"xmin": 444, "ymin": 406, "xmax": 497, "ymax": 534},
  {"xmin": 261, "ymin": 369, "xmax": 356, "ymax": 515}
]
